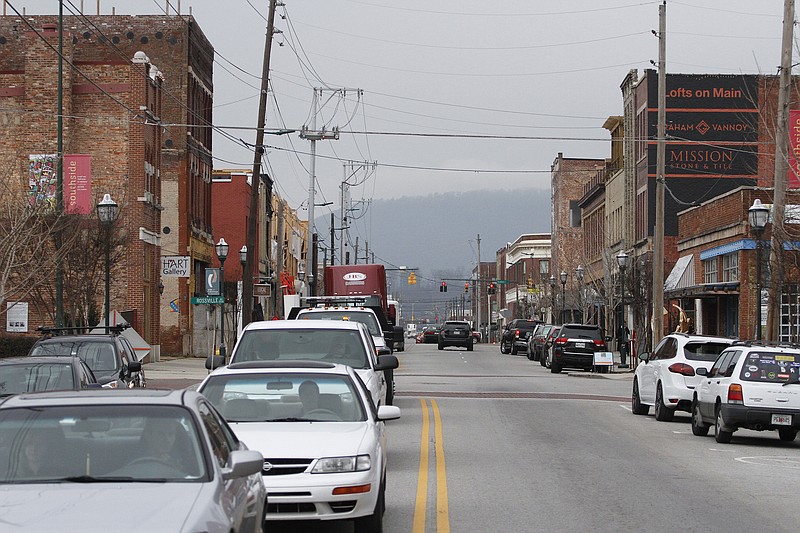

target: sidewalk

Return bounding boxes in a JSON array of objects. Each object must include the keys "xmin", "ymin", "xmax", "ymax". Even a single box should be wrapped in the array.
[{"xmin": 144, "ymin": 356, "xmax": 209, "ymax": 388}]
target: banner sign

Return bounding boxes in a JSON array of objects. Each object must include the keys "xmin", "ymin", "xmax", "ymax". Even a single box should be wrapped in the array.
[
  {"xmin": 64, "ymin": 154, "xmax": 92, "ymax": 214},
  {"xmin": 28, "ymin": 154, "xmax": 57, "ymax": 210},
  {"xmin": 6, "ymin": 302, "xmax": 28, "ymax": 333},
  {"xmin": 161, "ymin": 256, "xmax": 191, "ymax": 277},
  {"xmin": 205, "ymin": 268, "xmax": 221, "ymax": 296},
  {"xmin": 789, "ymin": 109, "xmax": 800, "ymax": 188}
]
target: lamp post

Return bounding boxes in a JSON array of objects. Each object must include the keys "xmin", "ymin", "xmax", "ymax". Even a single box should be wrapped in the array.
[
  {"xmin": 575, "ymin": 265, "xmax": 585, "ymax": 323},
  {"xmin": 616, "ymin": 250, "xmax": 629, "ymax": 368},
  {"xmin": 96, "ymin": 193, "xmax": 118, "ymax": 332},
  {"xmin": 749, "ymin": 199, "xmax": 769, "ymax": 340},
  {"xmin": 549, "ymin": 274, "xmax": 556, "ymax": 324},
  {"xmin": 560, "ymin": 271, "xmax": 567, "ymax": 325},
  {"xmin": 215, "ymin": 238, "xmax": 229, "ymax": 356}
]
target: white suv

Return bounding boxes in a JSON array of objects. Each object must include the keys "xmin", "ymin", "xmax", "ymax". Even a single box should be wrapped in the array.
[
  {"xmin": 691, "ymin": 343, "xmax": 800, "ymax": 443},
  {"xmin": 632, "ymin": 333, "xmax": 735, "ymax": 421}
]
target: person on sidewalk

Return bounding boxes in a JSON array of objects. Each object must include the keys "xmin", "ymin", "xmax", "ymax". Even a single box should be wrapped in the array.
[{"xmin": 617, "ymin": 324, "xmax": 630, "ymax": 369}]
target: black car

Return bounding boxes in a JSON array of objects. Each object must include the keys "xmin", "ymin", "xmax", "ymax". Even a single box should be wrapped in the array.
[
  {"xmin": 421, "ymin": 325, "xmax": 441, "ymax": 344},
  {"xmin": 550, "ymin": 323, "xmax": 609, "ymax": 373},
  {"xmin": 542, "ymin": 327, "xmax": 561, "ymax": 368},
  {"xmin": 438, "ymin": 321, "xmax": 473, "ymax": 351},
  {"xmin": 0, "ymin": 356, "xmax": 99, "ymax": 397},
  {"xmin": 500, "ymin": 319, "xmax": 541, "ymax": 355},
  {"xmin": 527, "ymin": 324, "xmax": 555, "ymax": 361},
  {"xmin": 29, "ymin": 330, "xmax": 146, "ymax": 389}
]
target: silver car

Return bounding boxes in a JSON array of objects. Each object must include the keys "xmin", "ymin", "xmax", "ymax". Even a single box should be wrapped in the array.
[{"xmin": 0, "ymin": 389, "xmax": 267, "ymax": 532}]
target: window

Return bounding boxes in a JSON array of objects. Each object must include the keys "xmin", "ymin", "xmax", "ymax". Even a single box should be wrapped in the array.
[
  {"xmin": 569, "ymin": 200, "xmax": 581, "ymax": 228},
  {"xmin": 652, "ymin": 337, "xmax": 677, "ymax": 360},
  {"xmin": 722, "ymin": 253, "xmax": 738, "ymax": 282},
  {"xmin": 704, "ymin": 258, "xmax": 718, "ymax": 284},
  {"xmin": 539, "ymin": 260, "xmax": 549, "ymax": 280}
]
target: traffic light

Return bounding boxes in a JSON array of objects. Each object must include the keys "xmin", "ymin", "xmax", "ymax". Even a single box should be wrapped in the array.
[
  {"xmin": 527, "ymin": 277, "xmax": 533, "ymax": 289},
  {"xmin": 408, "ymin": 272, "xmax": 417, "ymax": 285},
  {"xmin": 488, "ymin": 282, "xmax": 496, "ymax": 295},
  {"xmin": 440, "ymin": 281, "xmax": 447, "ymax": 292},
  {"xmin": 464, "ymin": 282, "xmax": 469, "ymax": 293}
]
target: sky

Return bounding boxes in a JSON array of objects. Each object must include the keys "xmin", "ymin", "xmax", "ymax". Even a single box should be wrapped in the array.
[{"xmin": 8, "ymin": 0, "xmax": 789, "ymax": 215}]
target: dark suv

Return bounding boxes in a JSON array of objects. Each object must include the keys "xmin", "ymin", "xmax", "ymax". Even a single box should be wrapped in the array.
[
  {"xmin": 500, "ymin": 319, "xmax": 541, "ymax": 355},
  {"xmin": 29, "ymin": 328, "xmax": 146, "ymax": 388},
  {"xmin": 438, "ymin": 321, "xmax": 473, "ymax": 351},
  {"xmin": 550, "ymin": 323, "xmax": 608, "ymax": 373}
]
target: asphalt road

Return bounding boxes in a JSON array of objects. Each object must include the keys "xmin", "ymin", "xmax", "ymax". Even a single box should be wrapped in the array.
[{"xmin": 150, "ymin": 341, "xmax": 800, "ymax": 532}]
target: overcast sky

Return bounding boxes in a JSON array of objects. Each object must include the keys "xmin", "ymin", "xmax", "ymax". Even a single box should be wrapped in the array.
[{"xmin": 11, "ymin": 0, "xmax": 788, "ymax": 215}]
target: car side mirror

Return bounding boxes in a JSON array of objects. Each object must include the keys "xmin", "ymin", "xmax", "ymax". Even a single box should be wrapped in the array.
[
  {"xmin": 222, "ymin": 450, "xmax": 264, "ymax": 480},
  {"xmin": 696, "ymin": 367, "xmax": 708, "ymax": 376},
  {"xmin": 375, "ymin": 354, "xmax": 399, "ymax": 371},
  {"xmin": 128, "ymin": 361, "xmax": 142, "ymax": 373},
  {"xmin": 377, "ymin": 405, "xmax": 401, "ymax": 421},
  {"xmin": 638, "ymin": 352, "xmax": 650, "ymax": 363},
  {"xmin": 205, "ymin": 355, "xmax": 227, "ymax": 370}
]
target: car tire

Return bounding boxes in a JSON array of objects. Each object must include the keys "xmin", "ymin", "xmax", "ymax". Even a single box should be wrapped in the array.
[
  {"xmin": 690, "ymin": 400, "xmax": 709, "ymax": 436},
  {"xmin": 437, "ymin": 342, "xmax": 444, "ymax": 350},
  {"xmin": 500, "ymin": 342, "xmax": 510, "ymax": 354},
  {"xmin": 631, "ymin": 380, "xmax": 650, "ymax": 415},
  {"xmin": 384, "ymin": 370, "xmax": 395, "ymax": 406},
  {"xmin": 540, "ymin": 351, "xmax": 547, "ymax": 367},
  {"xmin": 353, "ymin": 478, "xmax": 385, "ymax": 533},
  {"xmin": 778, "ymin": 428, "xmax": 798, "ymax": 442},
  {"xmin": 511, "ymin": 344, "xmax": 518, "ymax": 355},
  {"xmin": 714, "ymin": 406, "xmax": 733, "ymax": 443},
  {"xmin": 467, "ymin": 341, "xmax": 473, "ymax": 352},
  {"xmin": 550, "ymin": 360, "xmax": 561, "ymax": 373},
  {"xmin": 654, "ymin": 384, "xmax": 675, "ymax": 422}
]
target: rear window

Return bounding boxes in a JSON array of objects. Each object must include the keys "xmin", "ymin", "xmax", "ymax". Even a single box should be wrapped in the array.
[
  {"xmin": 740, "ymin": 351, "xmax": 800, "ymax": 383},
  {"xmin": 683, "ymin": 341, "xmax": 732, "ymax": 362},
  {"xmin": 514, "ymin": 321, "xmax": 539, "ymax": 331},
  {"xmin": 558, "ymin": 326, "xmax": 602, "ymax": 340}
]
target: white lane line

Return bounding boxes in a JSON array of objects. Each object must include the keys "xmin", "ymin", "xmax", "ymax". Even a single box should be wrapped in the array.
[{"xmin": 620, "ymin": 404, "xmax": 632, "ymax": 412}]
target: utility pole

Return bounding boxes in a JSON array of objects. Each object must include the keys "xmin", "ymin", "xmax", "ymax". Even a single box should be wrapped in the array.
[
  {"xmin": 354, "ymin": 237, "xmax": 359, "ymax": 265},
  {"xmin": 243, "ymin": 0, "xmax": 278, "ymax": 326},
  {"xmin": 301, "ymin": 88, "xmax": 340, "ymax": 296},
  {"xmin": 477, "ymin": 233, "xmax": 481, "ymax": 341},
  {"xmin": 330, "ymin": 213, "xmax": 335, "ymax": 265},
  {"xmin": 767, "ymin": 0, "xmax": 795, "ymax": 341},
  {"xmin": 275, "ymin": 201, "xmax": 284, "ymax": 318},
  {"xmin": 652, "ymin": 1, "xmax": 666, "ymax": 345},
  {"xmin": 365, "ymin": 241, "xmax": 369, "ymax": 264}
]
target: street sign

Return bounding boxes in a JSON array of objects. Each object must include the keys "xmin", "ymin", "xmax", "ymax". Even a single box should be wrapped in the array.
[
  {"xmin": 191, "ymin": 296, "xmax": 224, "ymax": 305},
  {"xmin": 494, "ymin": 280, "xmax": 510, "ymax": 285},
  {"xmin": 254, "ymin": 283, "xmax": 271, "ymax": 297}
]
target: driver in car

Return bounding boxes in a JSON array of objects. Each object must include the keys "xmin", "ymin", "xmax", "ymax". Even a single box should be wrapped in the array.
[{"xmin": 298, "ymin": 380, "xmax": 320, "ymax": 414}]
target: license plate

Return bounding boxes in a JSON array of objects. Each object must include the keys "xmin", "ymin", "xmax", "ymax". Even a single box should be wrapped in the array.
[
  {"xmin": 575, "ymin": 342, "xmax": 585, "ymax": 349},
  {"xmin": 772, "ymin": 414, "xmax": 792, "ymax": 426},
  {"xmin": 453, "ymin": 330, "xmax": 463, "ymax": 336}
]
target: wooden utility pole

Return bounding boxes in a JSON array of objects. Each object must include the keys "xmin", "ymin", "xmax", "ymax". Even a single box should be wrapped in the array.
[
  {"xmin": 767, "ymin": 0, "xmax": 795, "ymax": 340},
  {"xmin": 653, "ymin": 1, "xmax": 667, "ymax": 345},
  {"xmin": 243, "ymin": 0, "xmax": 278, "ymax": 326}
]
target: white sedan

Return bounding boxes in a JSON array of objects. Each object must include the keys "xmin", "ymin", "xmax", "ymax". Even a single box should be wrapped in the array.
[{"xmin": 198, "ymin": 360, "xmax": 401, "ymax": 531}]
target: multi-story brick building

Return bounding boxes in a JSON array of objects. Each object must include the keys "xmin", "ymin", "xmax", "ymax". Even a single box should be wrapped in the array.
[{"xmin": 0, "ymin": 16, "xmax": 165, "ymax": 356}]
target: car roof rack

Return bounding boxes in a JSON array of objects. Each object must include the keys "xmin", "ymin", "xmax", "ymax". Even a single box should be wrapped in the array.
[
  {"xmin": 730, "ymin": 339, "xmax": 800, "ymax": 349},
  {"xmin": 36, "ymin": 325, "xmax": 129, "ymax": 337}
]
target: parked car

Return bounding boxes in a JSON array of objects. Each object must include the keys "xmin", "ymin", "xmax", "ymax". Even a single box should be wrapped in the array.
[
  {"xmin": 632, "ymin": 332, "xmax": 735, "ymax": 420},
  {"xmin": 206, "ymin": 320, "xmax": 399, "ymax": 406},
  {"xmin": 527, "ymin": 324, "xmax": 554, "ymax": 361},
  {"xmin": 438, "ymin": 320, "xmax": 473, "ymax": 351},
  {"xmin": 500, "ymin": 319, "xmax": 540, "ymax": 355},
  {"xmin": 29, "ymin": 329, "xmax": 146, "ymax": 389},
  {"xmin": 541, "ymin": 326, "xmax": 561, "ymax": 368},
  {"xmin": 691, "ymin": 342, "xmax": 800, "ymax": 443},
  {"xmin": 198, "ymin": 360, "xmax": 400, "ymax": 531},
  {"xmin": 421, "ymin": 325, "xmax": 441, "ymax": 344},
  {"xmin": 0, "ymin": 389, "xmax": 267, "ymax": 532},
  {"xmin": 550, "ymin": 323, "xmax": 609, "ymax": 373},
  {"xmin": 471, "ymin": 330, "xmax": 482, "ymax": 343},
  {"xmin": 0, "ymin": 356, "xmax": 99, "ymax": 397}
]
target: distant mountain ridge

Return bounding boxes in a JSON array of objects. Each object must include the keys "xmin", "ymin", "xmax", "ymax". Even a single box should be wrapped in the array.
[{"xmin": 316, "ymin": 188, "xmax": 552, "ymax": 277}]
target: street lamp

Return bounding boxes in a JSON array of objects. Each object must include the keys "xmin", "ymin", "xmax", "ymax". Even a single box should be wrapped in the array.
[
  {"xmin": 239, "ymin": 245, "xmax": 248, "ymax": 267},
  {"xmin": 748, "ymin": 198, "xmax": 769, "ymax": 340},
  {"xmin": 575, "ymin": 265, "xmax": 585, "ymax": 323},
  {"xmin": 215, "ymin": 238, "xmax": 229, "ymax": 357},
  {"xmin": 549, "ymin": 274, "xmax": 556, "ymax": 324},
  {"xmin": 96, "ymin": 193, "xmax": 118, "ymax": 332},
  {"xmin": 560, "ymin": 270, "xmax": 567, "ymax": 325},
  {"xmin": 616, "ymin": 250, "xmax": 630, "ymax": 368}
]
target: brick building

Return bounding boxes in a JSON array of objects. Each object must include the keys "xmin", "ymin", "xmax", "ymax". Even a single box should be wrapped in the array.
[{"xmin": 0, "ymin": 16, "xmax": 164, "ymax": 355}]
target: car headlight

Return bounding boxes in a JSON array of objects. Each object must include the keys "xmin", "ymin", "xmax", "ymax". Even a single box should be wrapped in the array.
[{"xmin": 312, "ymin": 455, "xmax": 371, "ymax": 473}]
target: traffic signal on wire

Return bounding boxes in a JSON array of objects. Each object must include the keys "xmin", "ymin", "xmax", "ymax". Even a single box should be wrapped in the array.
[
  {"xmin": 464, "ymin": 282, "xmax": 469, "ymax": 293},
  {"xmin": 440, "ymin": 281, "xmax": 447, "ymax": 292}
]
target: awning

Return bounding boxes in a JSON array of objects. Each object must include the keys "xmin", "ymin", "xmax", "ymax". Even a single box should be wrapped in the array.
[{"xmin": 664, "ymin": 255, "xmax": 694, "ymax": 292}]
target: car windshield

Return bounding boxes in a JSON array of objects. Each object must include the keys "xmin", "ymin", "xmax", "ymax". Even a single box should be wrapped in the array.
[
  {"xmin": 514, "ymin": 321, "xmax": 539, "ymax": 331},
  {"xmin": 200, "ymin": 372, "xmax": 367, "ymax": 423},
  {"xmin": 0, "ymin": 363, "xmax": 75, "ymax": 397},
  {"xmin": 559, "ymin": 326, "xmax": 602, "ymax": 340},
  {"xmin": 0, "ymin": 405, "xmax": 207, "ymax": 483},
  {"xmin": 739, "ymin": 351, "xmax": 800, "ymax": 383},
  {"xmin": 683, "ymin": 341, "xmax": 732, "ymax": 362},
  {"xmin": 30, "ymin": 341, "xmax": 120, "ymax": 375},
  {"xmin": 233, "ymin": 329, "xmax": 369, "ymax": 369},
  {"xmin": 444, "ymin": 322, "xmax": 469, "ymax": 329},
  {"xmin": 298, "ymin": 310, "xmax": 381, "ymax": 337}
]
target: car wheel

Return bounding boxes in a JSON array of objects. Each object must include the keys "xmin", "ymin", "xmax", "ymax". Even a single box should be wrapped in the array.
[
  {"xmin": 353, "ymin": 478, "xmax": 385, "ymax": 533},
  {"xmin": 690, "ymin": 400, "xmax": 709, "ymax": 436},
  {"xmin": 540, "ymin": 351, "xmax": 547, "ymax": 367},
  {"xmin": 437, "ymin": 342, "xmax": 444, "ymax": 350},
  {"xmin": 384, "ymin": 370, "xmax": 395, "ymax": 406},
  {"xmin": 631, "ymin": 380, "xmax": 650, "ymax": 415},
  {"xmin": 500, "ymin": 342, "xmax": 509, "ymax": 354},
  {"xmin": 778, "ymin": 428, "xmax": 798, "ymax": 442},
  {"xmin": 654, "ymin": 384, "xmax": 675, "ymax": 422},
  {"xmin": 550, "ymin": 360, "xmax": 561, "ymax": 373},
  {"xmin": 467, "ymin": 341, "xmax": 473, "ymax": 352},
  {"xmin": 714, "ymin": 406, "xmax": 733, "ymax": 443},
  {"xmin": 511, "ymin": 344, "xmax": 518, "ymax": 355}
]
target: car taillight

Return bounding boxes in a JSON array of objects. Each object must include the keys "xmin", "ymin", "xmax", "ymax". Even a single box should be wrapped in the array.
[
  {"xmin": 515, "ymin": 329, "xmax": 521, "ymax": 338},
  {"xmin": 555, "ymin": 337, "xmax": 567, "ymax": 345},
  {"xmin": 727, "ymin": 383, "xmax": 744, "ymax": 404},
  {"xmin": 592, "ymin": 339, "xmax": 605, "ymax": 348},
  {"xmin": 668, "ymin": 363, "xmax": 695, "ymax": 377}
]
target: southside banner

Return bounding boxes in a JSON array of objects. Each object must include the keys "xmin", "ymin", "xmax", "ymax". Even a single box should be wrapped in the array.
[{"xmin": 64, "ymin": 154, "xmax": 92, "ymax": 214}]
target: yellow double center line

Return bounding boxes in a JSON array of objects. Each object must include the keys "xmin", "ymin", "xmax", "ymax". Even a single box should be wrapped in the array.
[{"xmin": 412, "ymin": 398, "xmax": 450, "ymax": 533}]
